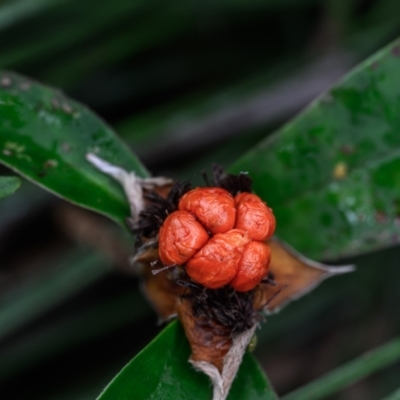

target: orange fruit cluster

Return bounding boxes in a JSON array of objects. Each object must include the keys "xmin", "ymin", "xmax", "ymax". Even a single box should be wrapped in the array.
[{"xmin": 158, "ymin": 187, "xmax": 275, "ymax": 292}]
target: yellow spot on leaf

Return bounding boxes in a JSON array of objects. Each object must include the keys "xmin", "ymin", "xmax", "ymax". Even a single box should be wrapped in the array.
[{"xmin": 333, "ymin": 161, "xmax": 347, "ymax": 180}]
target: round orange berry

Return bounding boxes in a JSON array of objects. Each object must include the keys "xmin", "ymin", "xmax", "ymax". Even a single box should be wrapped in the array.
[
  {"xmin": 230, "ymin": 241, "xmax": 271, "ymax": 292},
  {"xmin": 158, "ymin": 210, "xmax": 209, "ymax": 266},
  {"xmin": 234, "ymin": 192, "xmax": 276, "ymax": 241},
  {"xmin": 179, "ymin": 187, "xmax": 236, "ymax": 235},
  {"xmin": 186, "ymin": 229, "xmax": 250, "ymax": 289}
]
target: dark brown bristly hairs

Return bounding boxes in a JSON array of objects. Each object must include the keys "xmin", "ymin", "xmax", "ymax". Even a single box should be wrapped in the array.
[{"xmin": 127, "ymin": 165, "xmax": 274, "ymax": 335}]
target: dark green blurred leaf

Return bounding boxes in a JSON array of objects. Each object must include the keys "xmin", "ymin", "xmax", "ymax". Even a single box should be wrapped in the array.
[
  {"xmin": 97, "ymin": 321, "xmax": 277, "ymax": 400},
  {"xmin": 0, "ymin": 0, "xmax": 147, "ymax": 69},
  {"xmin": 0, "ymin": 286, "xmax": 150, "ymax": 382},
  {"xmin": 0, "ymin": 71, "xmax": 148, "ymax": 225},
  {"xmin": 348, "ymin": 0, "xmax": 400, "ymax": 57},
  {"xmin": 0, "ymin": 176, "xmax": 20, "ymax": 198},
  {"xmin": 382, "ymin": 387, "xmax": 400, "ymax": 400},
  {"xmin": 0, "ymin": 180, "xmax": 48, "ymax": 241},
  {"xmin": 43, "ymin": 6, "xmax": 191, "ymax": 88},
  {"xmin": 232, "ymin": 37, "xmax": 400, "ymax": 260},
  {"xmin": 0, "ymin": 250, "xmax": 110, "ymax": 342},
  {"xmin": 0, "ymin": 0, "xmax": 69, "ymax": 30},
  {"xmin": 283, "ymin": 335, "xmax": 400, "ymax": 400}
]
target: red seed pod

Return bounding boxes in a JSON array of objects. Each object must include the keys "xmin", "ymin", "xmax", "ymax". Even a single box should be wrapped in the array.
[
  {"xmin": 234, "ymin": 192, "xmax": 276, "ymax": 241},
  {"xmin": 179, "ymin": 187, "xmax": 236, "ymax": 235},
  {"xmin": 158, "ymin": 210, "xmax": 209, "ymax": 266},
  {"xmin": 230, "ymin": 241, "xmax": 271, "ymax": 292},
  {"xmin": 186, "ymin": 229, "xmax": 250, "ymax": 289}
]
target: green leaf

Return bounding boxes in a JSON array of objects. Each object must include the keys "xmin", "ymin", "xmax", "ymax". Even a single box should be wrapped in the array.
[
  {"xmin": 0, "ymin": 71, "xmax": 148, "ymax": 225},
  {"xmin": 232, "ymin": 37, "xmax": 400, "ymax": 260},
  {"xmin": 282, "ymin": 335, "xmax": 400, "ymax": 400},
  {"xmin": 0, "ymin": 176, "xmax": 20, "ymax": 198},
  {"xmin": 97, "ymin": 321, "xmax": 277, "ymax": 400}
]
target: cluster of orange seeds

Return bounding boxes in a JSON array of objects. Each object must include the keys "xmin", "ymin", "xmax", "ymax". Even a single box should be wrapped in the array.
[{"xmin": 158, "ymin": 187, "xmax": 276, "ymax": 292}]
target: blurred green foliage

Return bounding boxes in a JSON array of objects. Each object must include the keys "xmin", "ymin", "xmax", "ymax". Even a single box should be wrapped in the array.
[{"xmin": 1, "ymin": 0, "xmax": 400, "ymax": 399}]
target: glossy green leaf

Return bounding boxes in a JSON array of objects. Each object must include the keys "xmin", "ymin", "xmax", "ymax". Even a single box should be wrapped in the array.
[
  {"xmin": 97, "ymin": 321, "xmax": 277, "ymax": 400},
  {"xmin": 232, "ymin": 37, "xmax": 400, "ymax": 260},
  {"xmin": 0, "ymin": 176, "xmax": 20, "ymax": 198},
  {"xmin": 0, "ymin": 71, "xmax": 148, "ymax": 225}
]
